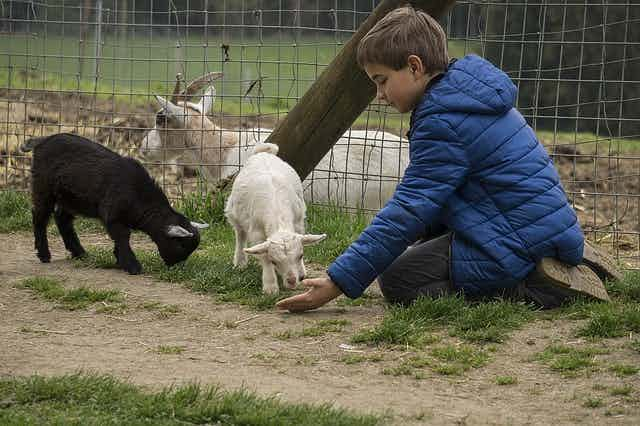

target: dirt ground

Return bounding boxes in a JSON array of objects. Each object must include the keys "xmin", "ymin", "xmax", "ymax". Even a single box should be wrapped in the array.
[{"xmin": 1, "ymin": 231, "xmax": 639, "ymax": 425}]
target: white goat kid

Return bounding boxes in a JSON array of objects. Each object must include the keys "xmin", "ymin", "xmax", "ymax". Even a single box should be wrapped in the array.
[{"xmin": 225, "ymin": 143, "xmax": 326, "ymax": 295}]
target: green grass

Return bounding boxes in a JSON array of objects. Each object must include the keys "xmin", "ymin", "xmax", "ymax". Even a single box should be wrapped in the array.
[
  {"xmin": 0, "ymin": 373, "xmax": 381, "ymax": 426},
  {"xmin": 429, "ymin": 344, "xmax": 490, "ymax": 375},
  {"xmin": 18, "ymin": 276, "xmax": 122, "ymax": 311},
  {"xmin": 608, "ymin": 364, "xmax": 639, "ymax": 378},
  {"xmin": 274, "ymin": 319, "xmax": 352, "ymax": 340},
  {"xmin": 156, "ymin": 345, "xmax": 186, "ymax": 355},
  {"xmin": 495, "ymin": 376, "xmax": 518, "ymax": 385},
  {"xmin": 583, "ymin": 396, "xmax": 604, "ymax": 409},
  {"xmin": 609, "ymin": 385, "xmax": 633, "ymax": 396},
  {"xmin": 69, "ymin": 196, "xmax": 368, "ymax": 309},
  {"xmin": 340, "ymin": 354, "xmax": 384, "ymax": 365},
  {"xmin": 351, "ymin": 295, "xmax": 533, "ymax": 348},
  {"xmin": 299, "ymin": 319, "xmax": 351, "ymax": 337},
  {"xmin": 0, "ymin": 191, "xmax": 31, "ymax": 233},
  {"xmin": 381, "ymin": 344, "xmax": 489, "ymax": 378},
  {"xmin": 536, "ymin": 344, "xmax": 608, "ymax": 377}
]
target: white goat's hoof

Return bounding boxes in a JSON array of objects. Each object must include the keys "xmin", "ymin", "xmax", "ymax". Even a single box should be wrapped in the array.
[
  {"xmin": 262, "ymin": 285, "xmax": 279, "ymax": 295},
  {"xmin": 233, "ymin": 257, "xmax": 248, "ymax": 269}
]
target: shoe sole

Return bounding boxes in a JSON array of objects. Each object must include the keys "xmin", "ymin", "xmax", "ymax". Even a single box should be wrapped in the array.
[{"xmin": 531, "ymin": 257, "xmax": 611, "ymax": 302}]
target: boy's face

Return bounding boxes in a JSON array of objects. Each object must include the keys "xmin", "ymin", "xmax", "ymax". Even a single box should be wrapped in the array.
[{"xmin": 364, "ymin": 56, "xmax": 431, "ymax": 114}]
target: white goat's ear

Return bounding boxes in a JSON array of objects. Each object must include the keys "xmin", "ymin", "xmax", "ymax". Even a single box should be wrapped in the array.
[
  {"xmin": 166, "ymin": 225, "xmax": 194, "ymax": 238},
  {"xmin": 154, "ymin": 95, "xmax": 187, "ymax": 125},
  {"xmin": 301, "ymin": 234, "xmax": 327, "ymax": 246},
  {"xmin": 244, "ymin": 241, "xmax": 270, "ymax": 255},
  {"xmin": 190, "ymin": 221, "xmax": 209, "ymax": 229},
  {"xmin": 198, "ymin": 85, "xmax": 216, "ymax": 114}
]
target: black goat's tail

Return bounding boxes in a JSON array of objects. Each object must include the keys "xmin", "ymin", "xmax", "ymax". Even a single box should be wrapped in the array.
[{"xmin": 20, "ymin": 136, "xmax": 48, "ymax": 153}]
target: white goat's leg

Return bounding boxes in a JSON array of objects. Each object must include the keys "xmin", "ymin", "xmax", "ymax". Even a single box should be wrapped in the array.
[
  {"xmin": 232, "ymin": 225, "xmax": 248, "ymax": 268},
  {"xmin": 259, "ymin": 258, "xmax": 279, "ymax": 295}
]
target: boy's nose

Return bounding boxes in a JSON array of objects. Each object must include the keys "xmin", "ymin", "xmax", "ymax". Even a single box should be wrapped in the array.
[{"xmin": 377, "ymin": 90, "xmax": 386, "ymax": 102}]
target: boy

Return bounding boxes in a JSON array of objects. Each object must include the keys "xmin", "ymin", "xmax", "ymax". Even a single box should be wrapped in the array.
[{"xmin": 277, "ymin": 5, "xmax": 609, "ymax": 312}]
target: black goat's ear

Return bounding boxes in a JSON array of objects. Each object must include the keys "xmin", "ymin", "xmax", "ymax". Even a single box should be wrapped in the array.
[{"xmin": 166, "ymin": 225, "xmax": 193, "ymax": 238}]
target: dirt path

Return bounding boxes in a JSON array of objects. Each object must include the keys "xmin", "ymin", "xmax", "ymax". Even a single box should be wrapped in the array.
[{"xmin": 1, "ymin": 232, "xmax": 638, "ymax": 425}]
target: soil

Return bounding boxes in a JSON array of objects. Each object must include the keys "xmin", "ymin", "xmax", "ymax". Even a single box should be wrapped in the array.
[{"xmin": 1, "ymin": 231, "xmax": 639, "ymax": 425}]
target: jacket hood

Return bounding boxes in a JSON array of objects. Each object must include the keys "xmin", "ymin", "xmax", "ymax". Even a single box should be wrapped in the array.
[{"xmin": 414, "ymin": 54, "xmax": 517, "ymax": 118}]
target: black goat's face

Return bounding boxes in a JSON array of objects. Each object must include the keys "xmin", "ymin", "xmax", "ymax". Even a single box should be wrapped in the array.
[{"xmin": 156, "ymin": 219, "xmax": 208, "ymax": 266}]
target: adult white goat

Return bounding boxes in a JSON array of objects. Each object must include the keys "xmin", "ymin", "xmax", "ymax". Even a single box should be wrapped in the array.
[
  {"xmin": 140, "ymin": 74, "xmax": 410, "ymax": 211},
  {"xmin": 225, "ymin": 143, "xmax": 326, "ymax": 295}
]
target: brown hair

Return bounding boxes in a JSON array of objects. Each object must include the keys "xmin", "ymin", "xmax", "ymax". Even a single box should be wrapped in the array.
[{"xmin": 357, "ymin": 5, "xmax": 449, "ymax": 73}]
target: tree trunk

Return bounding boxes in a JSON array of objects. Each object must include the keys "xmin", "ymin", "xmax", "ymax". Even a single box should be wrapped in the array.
[{"xmin": 265, "ymin": 0, "xmax": 457, "ymax": 179}]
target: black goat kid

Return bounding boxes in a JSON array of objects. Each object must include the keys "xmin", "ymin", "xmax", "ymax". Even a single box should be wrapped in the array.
[{"xmin": 21, "ymin": 133, "xmax": 207, "ymax": 274}]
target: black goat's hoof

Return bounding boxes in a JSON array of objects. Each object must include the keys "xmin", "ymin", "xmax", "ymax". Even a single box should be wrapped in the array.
[
  {"xmin": 37, "ymin": 254, "xmax": 51, "ymax": 263},
  {"xmin": 71, "ymin": 250, "xmax": 87, "ymax": 259},
  {"xmin": 124, "ymin": 264, "xmax": 142, "ymax": 275}
]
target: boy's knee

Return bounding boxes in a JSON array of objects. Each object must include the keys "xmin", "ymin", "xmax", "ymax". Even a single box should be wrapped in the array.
[{"xmin": 378, "ymin": 272, "xmax": 414, "ymax": 306}]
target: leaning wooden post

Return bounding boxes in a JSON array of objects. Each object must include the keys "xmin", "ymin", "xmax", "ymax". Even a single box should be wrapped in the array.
[{"xmin": 265, "ymin": 0, "xmax": 456, "ymax": 179}]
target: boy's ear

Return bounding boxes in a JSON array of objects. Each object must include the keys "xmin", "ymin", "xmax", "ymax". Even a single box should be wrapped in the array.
[{"xmin": 407, "ymin": 55, "xmax": 425, "ymax": 75}]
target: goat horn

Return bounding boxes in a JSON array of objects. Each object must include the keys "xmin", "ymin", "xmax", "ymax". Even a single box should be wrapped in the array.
[
  {"xmin": 183, "ymin": 72, "xmax": 224, "ymax": 99},
  {"xmin": 170, "ymin": 72, "xmax": 184, "ymax": 103}
]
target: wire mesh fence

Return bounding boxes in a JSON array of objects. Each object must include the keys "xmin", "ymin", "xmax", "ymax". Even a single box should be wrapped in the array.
[{"xmin": 1, "ymin": 0, "xmax": 639, "ymax": 266}]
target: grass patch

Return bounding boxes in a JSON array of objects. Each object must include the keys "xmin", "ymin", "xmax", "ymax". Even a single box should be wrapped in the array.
[
  {"xmin": 610, "ymin": 385, "xmax": 633, "ymax": 396},
  {"xmin": 429, "ymin": 345, "xmax": 490, "ymax": 375},
  {"xmin": 606, "ymin": 271, "xmax": 640, "ymax": 303},
  {"xmin": 156, "ymin": 345, "xmax": 186, "ymax": 355},
  {"xmin": 576, "ymin": 301, "xmax": 640, "ymax": 339},
  {"xmin": 18, "ymin": 276, "xmax": 122, "ymax": 311},
  {"xmin": 139, "ymin": 302, "xmax": 181, "ymax": 319},
  {"xmin": 0, "ymin": 373, "xmax": 381, "ymax": 425},
  {"xmin": 352, "ymin": 295, "xmax": 533, "ymax": 348},
  {"xmin": 299, "ymin": 319, "xmax": 350, "ymax": 337},
  {"xmin": 71, "ymin": 200, "xmax": 368, "ymax": 309},
  {"xmin": 608, "ymin": 364, "xmax": 639, "ymax": 378},
  {"xmin": 536, "ymin": 344, "xmax": 608, "ymax": 377},
  {"xmin": 583, "ymin": 397, "xmax": 604, "ymax": 408},
  {"xmin": 274, "ymin": 319, "xmax": 351, "ymax": 339},
  {"xmin": 495, "ymin": 376, "xmax": 518, "ymax": 385},
  {"xmin": 0, "ymin": 191, "xmax": 32, "ymax": 233},
  {"xmin": 340, "ymin": 354, "xmax": 384, "ymax": 365},
  {"xmin": 381, "ymin": 345, "xmax": 488, "ymax": 378}
]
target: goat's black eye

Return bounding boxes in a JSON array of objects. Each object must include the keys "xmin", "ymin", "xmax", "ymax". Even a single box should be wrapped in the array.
[{"xmin": 156, "ymin": 112, "xmax": 168, "ymax": 125}]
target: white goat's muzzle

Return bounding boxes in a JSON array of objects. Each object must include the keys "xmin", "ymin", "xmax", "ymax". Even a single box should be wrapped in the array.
[
  {"xmin": 286, "ymin": 272, "xmax": 298, "ymax": 288},
  {"xmin": 140, "ymin": 129, "xmax": 162, "ymax": 159}
]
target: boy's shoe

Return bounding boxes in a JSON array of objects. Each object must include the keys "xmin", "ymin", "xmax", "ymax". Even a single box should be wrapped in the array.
[
  {"xmin": 582, "ymin": 241, "xmax": 623, "ymax": 282},
  {"xmin": 527, "ymin": 257, "xmax": 611, "ymax": 303}
]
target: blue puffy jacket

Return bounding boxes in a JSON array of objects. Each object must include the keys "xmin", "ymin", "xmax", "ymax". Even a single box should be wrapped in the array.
[{"xmin": 327, "ymin": 54, "xmax": 584, "ymax": 298}]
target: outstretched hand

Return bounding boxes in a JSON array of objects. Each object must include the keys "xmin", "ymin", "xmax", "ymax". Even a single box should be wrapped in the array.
[{"xmin": 276, "ymin": 277, "xmax": 343, "ymax": 313}]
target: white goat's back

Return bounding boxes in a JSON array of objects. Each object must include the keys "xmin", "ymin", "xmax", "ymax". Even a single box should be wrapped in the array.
[
  {"xmin": 228, "ymin": 151, "xmax": 305, "ymax": 228},
  {"xmin": 307, "ymin": 129, "xmax": 409, "ymax": 210}
]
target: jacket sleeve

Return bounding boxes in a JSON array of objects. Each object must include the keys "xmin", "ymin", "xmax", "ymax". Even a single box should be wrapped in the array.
[{"xmin": 327, "ymin": 118, "xmax": 468, "ymax": 298}]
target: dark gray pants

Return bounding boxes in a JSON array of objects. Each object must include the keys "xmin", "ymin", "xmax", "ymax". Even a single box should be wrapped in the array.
[{"xmin": 377, "ymin": 233, "xmax": 575, "ymax": 308}]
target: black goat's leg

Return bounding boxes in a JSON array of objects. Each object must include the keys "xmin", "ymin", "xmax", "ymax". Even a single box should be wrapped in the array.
[
  {"xmin": 106, "ymin": 222, "xmax": 141, "ymax": 274},
  {"xmin": 54, "ymin": 207, "xmax": 86, "ymax": 258},
  {"xmin": 31, "ymin": 195, "xmax": 54, "ymax": 263}
]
